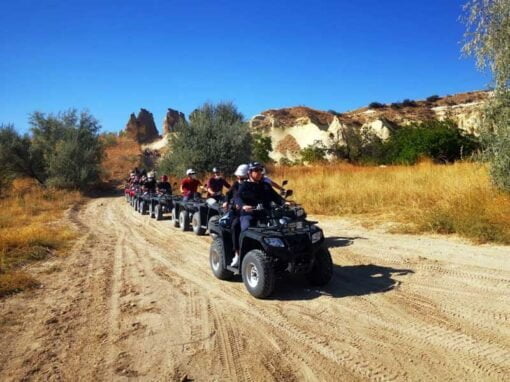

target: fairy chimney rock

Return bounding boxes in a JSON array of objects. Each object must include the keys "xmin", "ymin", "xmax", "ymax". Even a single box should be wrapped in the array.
[
  {"xmin": 124, "ymin": 108, "xmax": 159, "ymax": 143},
  {"xmin": 163, "ymin": 108, "xmax": 186, "ymax": 134}
]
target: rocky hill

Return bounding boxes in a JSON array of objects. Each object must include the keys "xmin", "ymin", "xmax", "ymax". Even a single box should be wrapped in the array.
[{"xmin": 251, "ymin": 91, "xmax": 489, "ymax": 162}]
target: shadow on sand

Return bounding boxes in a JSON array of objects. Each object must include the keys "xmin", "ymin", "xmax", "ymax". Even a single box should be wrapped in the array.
[{"xmin": 269, "ymin": 264, "xmax": 414, "ymax": 301}]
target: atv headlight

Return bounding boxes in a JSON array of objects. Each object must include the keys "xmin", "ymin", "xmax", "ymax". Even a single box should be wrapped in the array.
[
  {"xmin": 311, "ymin": 231, "xmax": 322, "ymax": 243},
  {"xmin": 264, "ymin": 237, "xmax": 285, "ymax": 247}
]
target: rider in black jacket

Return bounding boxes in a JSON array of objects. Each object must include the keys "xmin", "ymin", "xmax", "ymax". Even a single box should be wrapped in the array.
[{"xmin": 231, "ymin": 162, "xmax": 284, "ymax": 266}]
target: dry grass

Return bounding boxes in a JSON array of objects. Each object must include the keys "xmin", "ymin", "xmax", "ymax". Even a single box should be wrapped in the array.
[
  {"xmin": 270, "ymin": 161, "xmax": 510, "ymax": 244},
  {"xmin": 0, "ymin": 179, "xmax": 82, "ymax": 296},
  {"xmin": 101, "ymin": 136, "xmax": 141, "ymax": 185}
]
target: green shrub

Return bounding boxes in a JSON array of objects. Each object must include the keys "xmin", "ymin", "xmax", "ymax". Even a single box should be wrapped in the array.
[
  {"xmin": 369, "ymin": 102, "xmax": 385, "ymax": 109},
  {"xmin": 300, "ymin": 143, "xmax": 327, "ymax": 163},
  {"xmin": 402, "ymin": 99, "xmax": 417, "ymax": 107},
  {"xmin": 159, "ymin": 102, "xmax": 252, "ymax": 176},
  {"xmin": 0, "ymin": 111, "xmax": 103, "ymax": 190},
  {"xmin": 383, "ymin": 120, "xmax": 480, "ymax": 164},
  {"xmin": 252, "ymin": 133, "xmax": 273, "ymax": 164},
  {"xmin": 426, "ymin": 95, "xmax": 441, "ymax": 102}
]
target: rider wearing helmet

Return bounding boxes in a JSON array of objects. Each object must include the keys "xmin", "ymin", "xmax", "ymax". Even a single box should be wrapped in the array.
[
  {"xmin": 180, "ymin": 169, "xmax": 202, "ymax": 201},
  {"xmin": 224, "ymin": 164, "xmax": 249, "ymax": 208},
  {"xmin": 206, "ymin": 167, "xmax": 231, "ymax": 200},
  {"xmin": 144, "ymin": 171, "xmax": 157, "ymax": 193},
  {"xmin": 231, "ymin": 162, "xmax": 285, "ymax": 267},
  {"xmin": 262, "ymin": 167, "xmax": 284, "ymax": 192},
  {"xmin": 223, "ymin": 164, "xmax": 249, "ymax": 265},
  {"xmin": 157, "ymin": 174, "xmax": 172, "ymax": 194}
]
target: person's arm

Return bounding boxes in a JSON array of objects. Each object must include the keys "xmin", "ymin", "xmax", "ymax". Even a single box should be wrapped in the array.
[
  {"xmin": 224, "ymin": 179, "xmax": 231, "ymax": 189},
  {"xmin": 180, "ymin": 179, "xmax": 185, "ymax": 193},
  {"xmin": 206, "ymin": 178, "xmax": 214, "ymax": 195},
  {"xmin": 270, "ymin": 180, "xmax": 284, "ymax": 191},
  {"xmin": 268, "ymin": 184, "xmax": 285, "ymax": 205}
]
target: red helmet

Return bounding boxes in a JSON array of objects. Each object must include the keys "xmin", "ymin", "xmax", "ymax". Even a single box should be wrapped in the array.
[{"xmin": 161, "ymin": 175, "xmax": 168, "ymax": 181}]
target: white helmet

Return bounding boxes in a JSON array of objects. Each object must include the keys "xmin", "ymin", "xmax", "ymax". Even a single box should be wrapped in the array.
[
  {"xmin": 234, "ymin": 164, "xmax": 249, "ymax": 177},
  {"xmin": 147, "ymin": 171, "xmax": 155, "ymax": 178},
  {"xmin": 186, "ymin": 168, "xmax": 196, "ymax": 176}
]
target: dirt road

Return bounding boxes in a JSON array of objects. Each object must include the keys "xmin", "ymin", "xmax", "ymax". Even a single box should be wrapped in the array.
[{"xmin": 1, "ymin": 196, "xmax": 509, "ymax": 381}]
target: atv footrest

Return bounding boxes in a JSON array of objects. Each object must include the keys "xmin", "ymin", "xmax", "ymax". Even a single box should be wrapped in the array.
[{"xmin": 226, "ymin": 266, "xmax": 240, "ymax": 275}]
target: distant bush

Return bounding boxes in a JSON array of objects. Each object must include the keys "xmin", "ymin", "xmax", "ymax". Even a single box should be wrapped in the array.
[
  {"xmin": 401, "ymin": 99, "xmax": 417, "ymax": 107},
  {"xmin": 279, "ymin": 157, "xmax": 296, "ymax": 166},
  {"xmin": 390, "ymin": 102, "xmax": 402, "ymax": 109},
  {"xmin": 300, "ymin": 142, "xmax": 327, "ymax": 163},
  {"xmin": 382, "ymin": 120, "xmax": 480, "ymax": 164},
  {"xmin": 426, "ymin": 95, "xmax": 441, "ymax": 103},
  {"xmin": 327, "ymin": 109, "xmax": 343, "ymax": 116},
  {"xmin": 368, "ymin": 102, "xmax": 385, "ymax": 109}
]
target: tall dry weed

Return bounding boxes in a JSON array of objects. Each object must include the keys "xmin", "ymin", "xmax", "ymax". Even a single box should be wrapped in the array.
[
  {"xmin": 270, "ymin": 162, "xmax": 510, "ymax": 244},
  {"xmin": 0, "ymin": 179, "xmax": 82, "ymax": 296}
]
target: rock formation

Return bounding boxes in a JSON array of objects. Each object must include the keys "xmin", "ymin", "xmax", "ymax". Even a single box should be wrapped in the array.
[
  {"xmin": 162, "ymin": 108, "xmax": 186, "ymax": 134},
  {"xmin": 125, "ymin": 109, "xmax": 159, "ymax": 143},
  {"xmin": 250, "ymin": 91, "xmax": 489, "ymax": 162}
]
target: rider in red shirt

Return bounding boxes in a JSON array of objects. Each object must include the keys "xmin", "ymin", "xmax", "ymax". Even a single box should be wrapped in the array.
[{"xmin": 180, "ymin": 169, "xmax": 202, "ymax": 201}]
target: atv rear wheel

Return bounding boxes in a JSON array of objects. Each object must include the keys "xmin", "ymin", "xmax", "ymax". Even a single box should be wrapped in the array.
[
  {"xmin": 241, "ymin": 249, "xmax": 275, "ymax": 299},
  {"xmin": 171, "ymin": 208, "xmax": 179, "ymax": 227},
  {"xmin": 306, "ymin": 247, "xmax": 333, "ymax": 286},
  {"xmin": 210, "ymin": 238, "xmax": 234, "ymax": 280},
  {"xmin": 192, "ymin": 212, "xmax": 206, "ymax": 235},
  {"xmin": 155, "ymin": 204, "xmax": 163, "ymax": 221},
  {"xmin": 179, "ymin": 210, "xmax": 190, "ymax": 231}
]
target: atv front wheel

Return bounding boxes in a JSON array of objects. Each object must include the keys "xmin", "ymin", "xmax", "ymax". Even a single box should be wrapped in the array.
[
  {"xmin": 241, "ymin": 249, "xmax": 275, "ymax": 299},
  {"xmin": 179, "ymin": 210, "xmax": 190, "ymax": 231},
  {"xmin": 306, "ymin": 247, "xmax": 333, "ymax": 286},
  {"xmin": 210, "ymin": 238, "xmax": 234, "ymax": 280},
  {"xmin": 192, "ymin": 212, "xmax": 206, "ymax": 235}
]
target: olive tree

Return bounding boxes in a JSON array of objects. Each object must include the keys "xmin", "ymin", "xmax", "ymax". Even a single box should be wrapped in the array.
[
  {"xmin": 463, "ymin": 0, "xmax": 510, "ymax": 190},
  {"xmin": 159, "ymin": 102, "xmax": 252, "ymax": 177}
]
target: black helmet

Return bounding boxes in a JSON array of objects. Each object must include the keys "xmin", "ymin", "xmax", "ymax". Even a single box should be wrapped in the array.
[{"xmin": 248, "ymin": 162, "xmax": 263, "ymax": 171}]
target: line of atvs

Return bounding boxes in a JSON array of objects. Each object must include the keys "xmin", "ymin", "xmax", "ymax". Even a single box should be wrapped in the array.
[{"xmin": 124, "ymin": 184, "xmax": 333, "ymax": 298}]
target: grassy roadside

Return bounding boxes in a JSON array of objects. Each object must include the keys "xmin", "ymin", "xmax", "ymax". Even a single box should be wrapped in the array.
[
  {"xmin": 0, "ymin": 179, "xmax": 83, "ymax": 297},
  {"xmin": 271, "ymin": 161, "xmax": 510, "ymax": 244}
]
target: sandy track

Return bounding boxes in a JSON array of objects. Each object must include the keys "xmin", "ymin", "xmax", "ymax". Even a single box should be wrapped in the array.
[{"xmin": 1, "ymin": 196, "xmax": 509, "ymax": 381}]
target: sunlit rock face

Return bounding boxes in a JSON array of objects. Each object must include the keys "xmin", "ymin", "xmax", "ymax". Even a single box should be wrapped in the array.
[{"xmin": 250, "ymin": 91, "xmax": 488, "ymax": 162}]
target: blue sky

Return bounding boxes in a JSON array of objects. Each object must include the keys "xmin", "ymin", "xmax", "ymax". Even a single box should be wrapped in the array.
[{"xmin": 0, "ymin": 0, "xmax": 489, "ymax": 133}]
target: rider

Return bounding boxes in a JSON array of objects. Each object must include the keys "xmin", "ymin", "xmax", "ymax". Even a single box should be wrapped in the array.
[
  {"xmin": 262, "ymin": 167, "xmax": 284, "ymax": 192},
  {"xmin": 223, "ymin": 164, "xmax": 249, "ymax": 209},
  {"xmin": 144, "ymin": 171, "xmax": 157, "ymax": 193},
  {"xmin": 231, "ymin": 162, "xmax": 285, "ymax": 267},
  {"xmin": 157, "ymin": 175, "xmax": 172, "ymax": 194},
  {"xmin": 206, "ymin": 167, "xmax": 231, "ymax": 200},
  {"xmin": 180, "ymin": 169, "xmax": 202, "ymax": 201}
]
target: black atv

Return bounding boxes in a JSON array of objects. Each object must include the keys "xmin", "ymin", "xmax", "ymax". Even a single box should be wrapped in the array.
[
  {"xmin": 148, "ymin": 193, "xmax": 181, "ymax": 221},
  {"xmin": 171, "ymin": 195, "xmax": 224, "ymax": 235},
  {"xmin": 208, "ymin": 202, "xmax": 333, "ymax": 298},
  {"xmin": 135, "ymin": 192, "xmax": 153, "ymax": 215}
]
